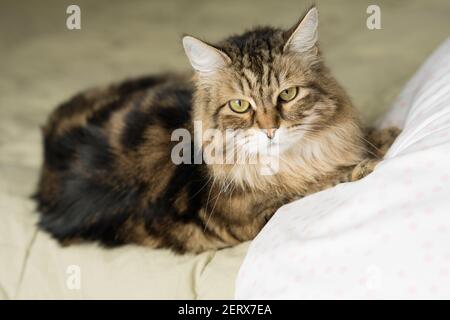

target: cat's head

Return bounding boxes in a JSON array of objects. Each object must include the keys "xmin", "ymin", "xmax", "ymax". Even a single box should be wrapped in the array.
[{"xmin": 182, "ymin": 6, "xmax": 364, "ymax": 181}]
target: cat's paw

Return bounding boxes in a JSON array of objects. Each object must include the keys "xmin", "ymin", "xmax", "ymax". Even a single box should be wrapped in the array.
[{"xmin": 350, "ymin": 158, "xmax": 380, "ymax": 181}]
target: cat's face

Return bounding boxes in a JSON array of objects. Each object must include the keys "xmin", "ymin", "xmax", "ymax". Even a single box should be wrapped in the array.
[
  {"xmin": 183, "ymin": 7, "xmax": 359, "ymax": 168},
  {"xmin": 191, "ymin": 40, "xmax": 333, "ymax": 158}
]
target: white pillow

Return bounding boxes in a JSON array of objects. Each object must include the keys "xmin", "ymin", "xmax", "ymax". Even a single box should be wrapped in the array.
[{"xmin": 235, "ymin": 37, "xmax": 450, "ymax": 299}]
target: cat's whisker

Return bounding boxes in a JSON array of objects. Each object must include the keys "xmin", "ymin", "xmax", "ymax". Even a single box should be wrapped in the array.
[
  {"xmin": 187, "ymin": 174, "xmax": 213, "ymax": 201},
  {"xmin": 204, "ymin": 170, "xmax": 233, "ymax": 232},
  {"xmin": 357, "ymin": 134, "xmax": 383, "ymax": 154},
  {"xmin": 204, "ymin": 175, "xmax": 217, "ymax": 214},
  {"xmin": 203, "ymin": 154, "xmax": 241, "ymax": 232},
  {"xmin": 291, "ymin": 124, "xmax": 380, "ymax": 159}
]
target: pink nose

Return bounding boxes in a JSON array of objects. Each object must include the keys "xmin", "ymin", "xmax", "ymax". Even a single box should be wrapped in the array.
[{"xmin": 263, "ymin": 128, "xmax": 277, "ymax": 139}]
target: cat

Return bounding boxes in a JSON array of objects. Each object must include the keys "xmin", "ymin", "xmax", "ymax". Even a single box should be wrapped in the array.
[{"xmin": 34, "ymin": 6, "xmax": 400, "ymax": 254}]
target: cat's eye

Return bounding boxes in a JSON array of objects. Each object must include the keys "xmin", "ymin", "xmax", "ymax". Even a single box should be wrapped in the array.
[
  {"xmin": 228, "ymin": 99, "xmax": 250, "ymax": 113},
  {"xmin": 278, "ymin": 87, "xmax": 298, "ymax": 102}
]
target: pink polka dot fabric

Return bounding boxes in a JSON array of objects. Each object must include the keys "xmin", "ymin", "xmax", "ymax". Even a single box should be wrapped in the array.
[{"xmin": 235, "ymin": 38, "xmax": 450, "ymax": 300}]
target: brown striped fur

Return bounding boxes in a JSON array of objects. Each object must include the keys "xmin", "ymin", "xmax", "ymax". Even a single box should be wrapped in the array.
[{"xmin": 34, "ymin": 7, "xmax": 400, "ymax": 253}]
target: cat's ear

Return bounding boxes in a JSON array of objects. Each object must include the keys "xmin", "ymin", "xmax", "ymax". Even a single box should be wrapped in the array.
[
  {"xmin": 182, "ymin": 36, "xmax": 231, "ymax": 74},
  {"xmin": 283, "ymin": 6, "xmax": 319, "ymax": 54}
]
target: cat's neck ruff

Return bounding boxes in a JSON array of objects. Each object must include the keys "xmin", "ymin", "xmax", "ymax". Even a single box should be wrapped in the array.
[{"xmin": 207, "ymin": 126, "xmax": 365, "ymax": 195}]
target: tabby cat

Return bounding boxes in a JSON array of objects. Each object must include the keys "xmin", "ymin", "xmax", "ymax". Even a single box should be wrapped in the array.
[{"xmin": 34, "ymin": 7, "xmax": 400, "ymax": 253}]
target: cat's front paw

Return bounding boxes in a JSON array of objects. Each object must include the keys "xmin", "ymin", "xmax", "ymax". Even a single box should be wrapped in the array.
[{"xmin": 350, "ymin": 158, "xmax": 380, "ymax": 181}]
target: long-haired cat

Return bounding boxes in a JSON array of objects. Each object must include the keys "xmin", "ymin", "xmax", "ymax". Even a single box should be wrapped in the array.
[{"xmin": 34, "ymin": 6, "xmax": 400, "ymax": 253}]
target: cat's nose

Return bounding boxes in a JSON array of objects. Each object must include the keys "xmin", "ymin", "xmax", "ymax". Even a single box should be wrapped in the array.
[{"xmin": 263, "ymin": 128, "xmax": 277, "ymax": 139}]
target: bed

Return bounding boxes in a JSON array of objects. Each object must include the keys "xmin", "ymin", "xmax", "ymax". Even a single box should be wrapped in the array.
[{"xmin": 1, "ymin": 0, "xmax": 449, "ymax": 299}]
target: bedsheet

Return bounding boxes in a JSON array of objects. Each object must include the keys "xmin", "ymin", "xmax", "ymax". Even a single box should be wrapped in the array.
[{"xmin": 235, "ymin": 38, "xmax": 450, "ymax": 299}]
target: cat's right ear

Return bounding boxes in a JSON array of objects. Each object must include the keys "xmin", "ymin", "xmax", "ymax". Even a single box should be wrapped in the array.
[{"xmin": 182, "ymin": 36, "xmax": 230, "ymax": 74}]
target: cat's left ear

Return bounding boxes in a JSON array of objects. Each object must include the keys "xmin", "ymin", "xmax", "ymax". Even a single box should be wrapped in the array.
[
  {"xmin": 182, "ymin": 36, "xmax": 231, "ymax": 74},
  {"xmin": 283, "ymin": 6, "xmax": 319, "ymax": 54}
]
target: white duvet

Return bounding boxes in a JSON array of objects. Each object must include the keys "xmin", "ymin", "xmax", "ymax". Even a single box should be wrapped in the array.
[{"xmin": 235, "ymin": 38, "xmax": 450, "ymax": 299}]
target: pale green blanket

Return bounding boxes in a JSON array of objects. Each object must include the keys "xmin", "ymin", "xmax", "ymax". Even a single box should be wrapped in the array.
[{"xmin": 0, "ymin": 0, "xmax": 449, "ymax": 299}]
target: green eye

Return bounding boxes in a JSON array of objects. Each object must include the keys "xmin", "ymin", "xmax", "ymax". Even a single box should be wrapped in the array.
[
  {"xmin": 228, "ymin": 99, "xmax": 250, "ymax": 113},
  {"xmin": 279, "ymin": 87, "xmax": 298, "ymax": 102}
]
